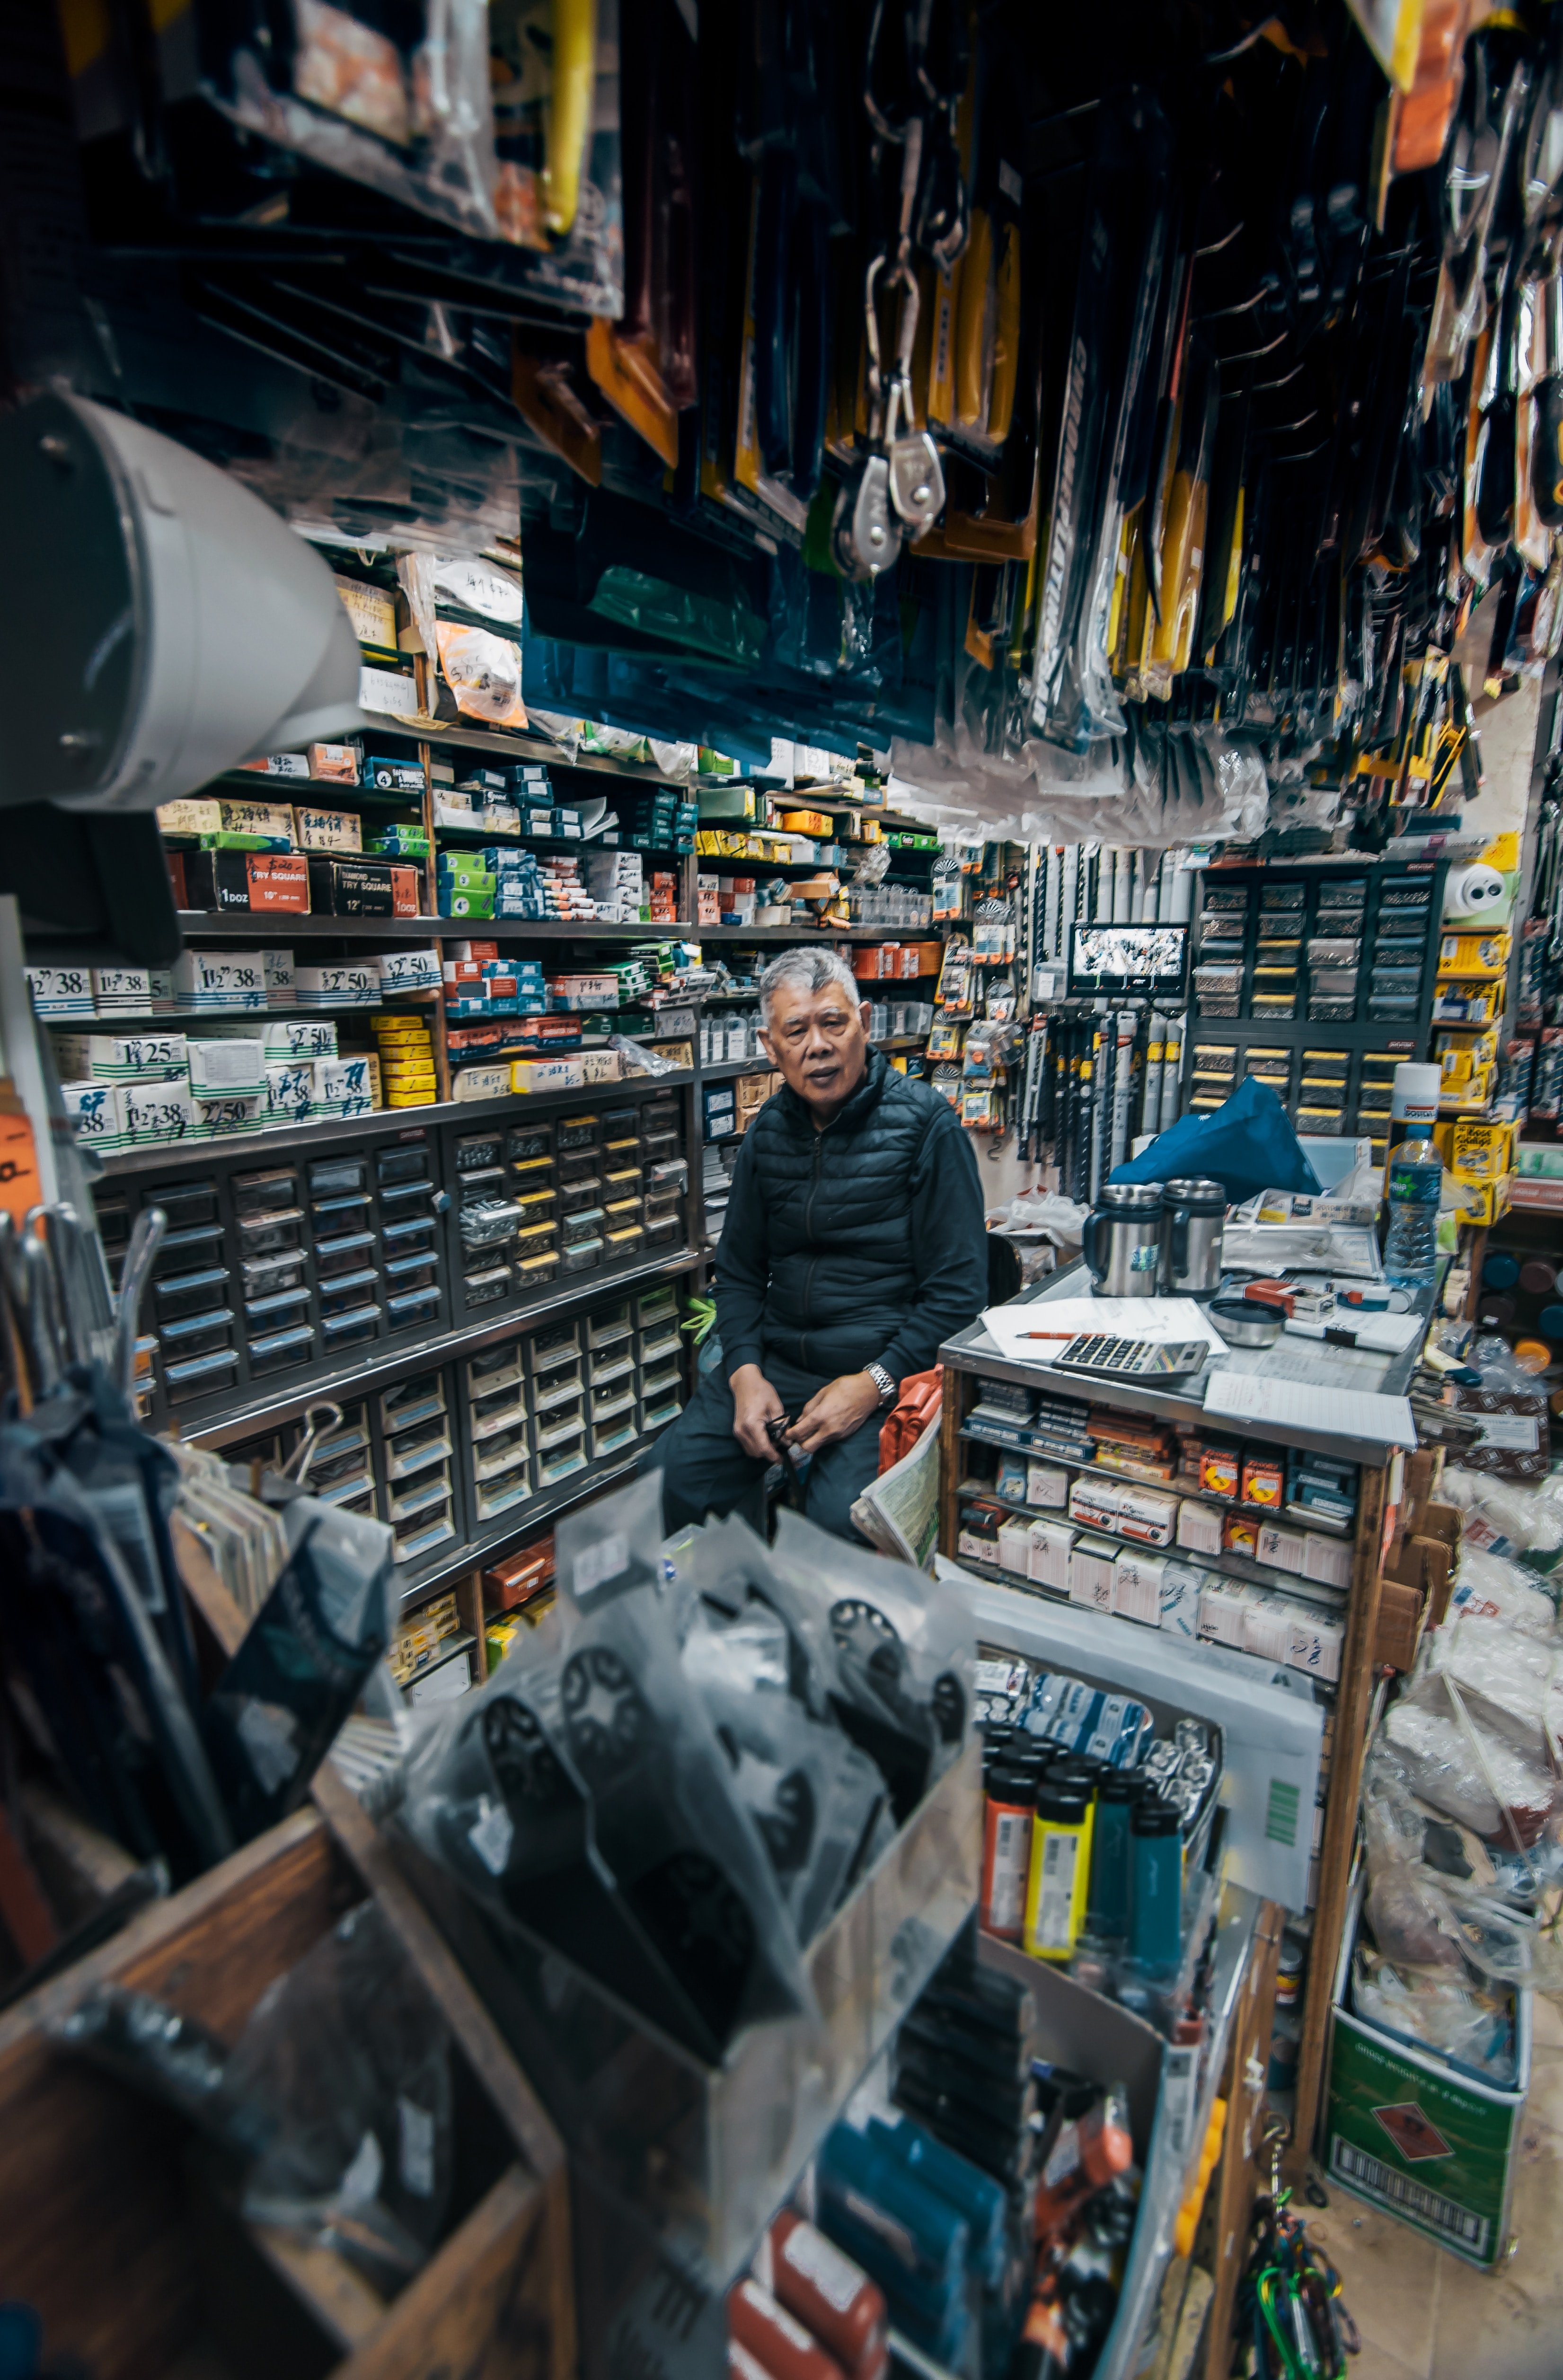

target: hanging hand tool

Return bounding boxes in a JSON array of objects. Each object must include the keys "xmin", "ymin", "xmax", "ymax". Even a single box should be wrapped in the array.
[{"xmin": 543, "ymin": 0, "xmax": 600, "ymax": 237}]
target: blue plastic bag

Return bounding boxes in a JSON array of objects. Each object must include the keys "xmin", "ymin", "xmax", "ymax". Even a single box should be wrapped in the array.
[{"xmin": 1109, "ymin": 1075, "xmax": 1321, "ymax": 1202}]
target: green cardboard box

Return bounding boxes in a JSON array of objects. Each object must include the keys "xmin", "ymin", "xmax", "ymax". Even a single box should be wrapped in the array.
[{"xmin": 1325, "ymin": 1874, "xmax": 1528, "ymax": 2266}]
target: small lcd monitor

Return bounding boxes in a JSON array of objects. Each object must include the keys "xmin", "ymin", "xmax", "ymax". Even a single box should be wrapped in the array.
[{"xmin": 1068, "ymin": 922, "xmax": 1190, "ymax": 1000}]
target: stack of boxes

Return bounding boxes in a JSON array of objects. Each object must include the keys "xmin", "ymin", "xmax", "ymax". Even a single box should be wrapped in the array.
[
  {"xmin": 851, "ymin": 942, "xmax": 945, "ymax": 984},
  {"xmin": 437, "ymin": 851, "xmax": 495, "ymax": 919},
  {"xmin": 1252, "ymin": 883, "xmax": 1303, "ymax": 1020},
  {"xmin": 381, "ymin": 1370, "xmax": 457, "ymax": 1564},
  {"xmin": 371, "ymin": 1012, "xmax": 438, "ymax": 1107},
  {"xmin": 1307, "ymin": 877, "xmax": 1366, "ymax": 1019},
  {"xmin": 616, "ymin": 789, "xmax": 698, "ymax": 851},
  {"xmin": 585, "ymin": 849, "xmax": 645, "ymax": 920},
  {"xmin": 1433, "ymin": 925, "xmax": 1510, "ymax": 1031}
]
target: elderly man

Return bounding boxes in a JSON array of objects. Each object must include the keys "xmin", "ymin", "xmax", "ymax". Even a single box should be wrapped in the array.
[{"xmin": 648, "ymin": 947, "xmax": 988, "ymax": 1540}]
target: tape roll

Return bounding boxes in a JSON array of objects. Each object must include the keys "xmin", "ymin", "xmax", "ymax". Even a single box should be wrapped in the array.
[
  {"xmin": 1513, "ymin": 1339, "xmax": 1552, "ymax": 1374},
  {"xmin": 1443, "ymin": 863, "xmax": 1506, "ymax": 920},
  {"xmin": 1519, "ymin": 1259, "xmax": 1558, "ymax": 1296},
  {"xmin": 1482, "ymin": 1252, "xmax": 1520, "ymax": 1290}
]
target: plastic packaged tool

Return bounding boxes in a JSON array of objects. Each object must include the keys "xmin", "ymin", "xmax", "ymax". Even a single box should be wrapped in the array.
[
  {"xmin": 868, "ymin": 2115, "xmax": 1008, "ymax": 2291},
  {"xmin": 814, "ymin": 2124, "xmax": 971, "ymax": 2368}
]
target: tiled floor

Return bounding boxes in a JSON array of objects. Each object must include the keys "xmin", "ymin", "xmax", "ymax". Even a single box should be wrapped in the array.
[{"xmin": 1297, "ymin": 1994, "xmax": 1563, "ymax": 2379}]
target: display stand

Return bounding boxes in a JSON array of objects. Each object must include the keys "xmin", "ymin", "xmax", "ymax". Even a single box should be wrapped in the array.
[{"xmin": 938, "ymin": 1267, "xmax": 1425, "ymax": 2208}]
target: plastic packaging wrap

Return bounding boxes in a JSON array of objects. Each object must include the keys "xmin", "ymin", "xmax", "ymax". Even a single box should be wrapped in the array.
[
  {"xmin": 768, "ymin": 1510, "xmax": 974, "ymax": 1825},
  {"xmin": 1352, "ymin": 1949, "xmax": 1515, "ymax": 2082},
  {"xmin": 1383, "ymin": 1697, "xmax": 1556, "ymax": 1846},
  {"xmin": 1414, "ymin": 1617, "xmax": 1563, "ymax": 1761},
  {"xmin": 204, "ymin": 1497, "xmax": 395, "ymax": 1844},
  {"xmin": 397, "ymin": 1478, "xmax": 808, "ymax": 2061},
  {"xmin": 228, "ymin": 1901, "xmax": 453, "ymax": 2286},
  {"xmin": 218, "ymin": 0, "xmax": 501, "ymax": 245},
  {"xmin": 1446, "ymin": 1546, "xmax": 1558, "ymax": 1638},
  {"xmin": 1443, "ymin": 1466, "xmax": 1563, "ymax": 1577},
  {"xmin": 678, "ymin": 1585, "xmax": 891, "ymax": 1944}
]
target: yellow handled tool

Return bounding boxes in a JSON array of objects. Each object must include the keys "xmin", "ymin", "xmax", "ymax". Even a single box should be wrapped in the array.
[{"xmin": 544, "ymin": 0, "xmax": 597, "ymax": 238}]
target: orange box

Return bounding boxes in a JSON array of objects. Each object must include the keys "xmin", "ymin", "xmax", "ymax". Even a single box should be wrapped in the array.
[
  {"xmin": 1223, "ymin": 1512, "xmax": 1261, "ymax": 1557},
  {"xmin": 778, "ymin": 808, "xmax": 832, "ymax": 836},
  {"xmin": 851, "ymin": 944, "xmax": 900, "ymax": 980},
  {"xmin": 909, "ymin": 940, "xmax": 945, "ymax": 976},
  {"xmin": 390, "ymin": 865, "xmax": 420, "ymax": 916}
]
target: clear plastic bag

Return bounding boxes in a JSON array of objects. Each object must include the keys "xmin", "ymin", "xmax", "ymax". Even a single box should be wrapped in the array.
[
  {"xmin": 396, "ymin": 1478, "xmax": 809, "ymax": 2062},
  {"xmin": 1383, "ymin": 1696, "xmax": 1556, "ymax": 1846},
  {"xmin": 1351, "ymin": 1948, "xmax": 1515, "ymax": 2083},
  {"xmin": 1443, "ymin": 1465, "xmax": 1563, "ymax": 1577},
  {"xmin": 1415, "ymin": 1617, "xmax": 1563, "ymax": 1762},
  {"xmin": 768, "ymin": 1509, "xmax": 974, "ymax": 1824},
  {"xmin": 227, "ymin": 1900, "xmax": 452, "ymax": 2287},
  {"xmin": 679, "ymin": 1590, "xmax": 891, "ymax": 1944},
  {"xmin": 433, "ymin": 624, "xmax": 526, "ymax": 729},
  {"xmin": 1446, "ymin": 1546, "xmax": 1558, "ymax": 1639}
]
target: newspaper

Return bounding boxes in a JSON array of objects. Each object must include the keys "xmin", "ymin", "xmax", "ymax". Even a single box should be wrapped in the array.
[{"xmin": 850, "ymin": 1408, "xmax": 942, "ymax": 1569}]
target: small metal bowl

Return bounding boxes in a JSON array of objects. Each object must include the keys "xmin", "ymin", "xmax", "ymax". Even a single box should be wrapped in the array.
[{"xmin": 1208, "ymin": 1295, "xmax": 1283, "ymax": 1348}]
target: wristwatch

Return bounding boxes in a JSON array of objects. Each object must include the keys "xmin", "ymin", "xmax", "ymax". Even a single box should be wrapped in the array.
[{"xmin": 865, "ymin": 1362, "xmax": 899, "ymax": 1407}]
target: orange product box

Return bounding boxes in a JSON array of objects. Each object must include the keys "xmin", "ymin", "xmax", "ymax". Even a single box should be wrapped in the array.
[
  {"xmin": 1224, "ymin": 1511, "xmax": 1261, "ymax": 1557},
  {"xmin": 851, "ymin": 945, "xmax": 900, "ymax": 980},
  {"xmin": 390, "ymin": 865, "xmax": 420, "ymax": 916}
]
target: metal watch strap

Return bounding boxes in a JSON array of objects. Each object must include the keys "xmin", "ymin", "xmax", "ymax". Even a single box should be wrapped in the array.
[{"xmin": 865, "ymin": 1362, "xmax": 897, "ymax": 1406}]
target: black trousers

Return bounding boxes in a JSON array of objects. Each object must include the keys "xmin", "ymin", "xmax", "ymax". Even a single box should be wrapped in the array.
[{"xmin": 640, "ymin": 1353, "xmax": 883, "ymax": 1542}]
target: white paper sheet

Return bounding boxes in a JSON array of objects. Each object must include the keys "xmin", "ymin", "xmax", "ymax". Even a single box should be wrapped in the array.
[
  {"xmin": 980, "ymin": 1297, "xmax": 1229, "ymax": 1367},
  {"xmin": 1201, "ymin": 1369, "xmax": 1416, "ymax": 1449}
]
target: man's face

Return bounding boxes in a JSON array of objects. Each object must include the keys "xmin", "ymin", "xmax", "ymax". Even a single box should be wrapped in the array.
[{"xmin": 760, "ymin": 976, "xmax": 871, "ymax": 1120}]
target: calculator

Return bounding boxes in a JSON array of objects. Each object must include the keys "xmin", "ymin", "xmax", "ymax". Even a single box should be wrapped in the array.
[{"xmin": 1051, "ymin": 1335, "xmax": 1210, "ymax": 1381}]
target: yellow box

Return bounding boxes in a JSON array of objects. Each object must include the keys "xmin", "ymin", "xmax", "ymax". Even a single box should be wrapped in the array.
[
  {"xmin": 777, "ymin": 808, "xmax": 832, "ymax": 836},
  {"xmin": 1436, "ymin": 1027, "xmax": 1499, "ymax": 1069},
  {"xmin": 1432, "ymin": 978, "xmax": 1500, "ymax": 1024},
  {"xmin": 387, "ymin": 1089, "xmax": 437, "ymax": 1107},
  {"xmin": 1450, "ymin": 1173, "xmax": 1512, "ymax": 1226},
  {"xmin": 1451, "ymin": 1118, "xmax": 1516, "ymax": 1182},
  {"xmin": 1437, "ymin": 931, "xmax": 1510, "ymax": 979}
]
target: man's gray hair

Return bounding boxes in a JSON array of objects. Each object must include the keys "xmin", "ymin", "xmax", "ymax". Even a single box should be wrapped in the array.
[{"xmin": 758, "ymin": 947, "xmax": 863, "ymax": 1026}]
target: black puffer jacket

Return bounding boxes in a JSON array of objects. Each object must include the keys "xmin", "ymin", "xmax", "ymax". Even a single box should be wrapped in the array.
[{"xmin": 715, "ymin": 1050, "xmax": 988, "ymax": 1382}]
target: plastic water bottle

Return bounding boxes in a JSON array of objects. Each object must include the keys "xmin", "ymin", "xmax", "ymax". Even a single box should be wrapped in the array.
[{"xmin": 1383, "ymin": 1063, "xmax": 1443, "ymax": 1289}]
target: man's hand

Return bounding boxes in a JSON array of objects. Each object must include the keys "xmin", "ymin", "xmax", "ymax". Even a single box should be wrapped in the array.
[
  {"xmin": 730, "ymin": 1363, "xmax": 786, "ymax": 1458},
  {"xmin": 788, "ymin": 1371, "xmax": 883, "ymax": 1457}
]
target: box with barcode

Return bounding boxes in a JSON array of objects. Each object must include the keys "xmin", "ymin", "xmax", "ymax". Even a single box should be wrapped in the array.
[{"xmin": 1326, "ymin": 1874, "xmax": 1527, "ymax": 2266}]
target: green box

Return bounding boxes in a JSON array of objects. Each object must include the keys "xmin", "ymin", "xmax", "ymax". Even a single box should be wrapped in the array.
[{"xmin": 1325, "ymin": 1878, "xmax": 1528, "ymax": 2266}]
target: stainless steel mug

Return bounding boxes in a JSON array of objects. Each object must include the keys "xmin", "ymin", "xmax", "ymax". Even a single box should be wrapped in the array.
[
  {"xmin": 1159, "ymin": 1177, "xmax": 1227, "ymax": 1298},
  {"xmin": 1081, "ymin": 1182, "xmax": 1165, "ymax": 1296}
]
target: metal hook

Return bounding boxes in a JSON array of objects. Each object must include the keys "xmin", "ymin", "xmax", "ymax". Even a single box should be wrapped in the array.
[{"xmin": 283, "ymin": 1401, "xmax": 345, "ymax": 1485}]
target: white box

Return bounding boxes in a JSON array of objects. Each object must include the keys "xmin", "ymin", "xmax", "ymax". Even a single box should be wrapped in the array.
[
  {"xmin": 582, "ymin": 1051, "xmax": 624, "ymax": 1085},
  {"xmin": 1177, "ymin": 1497, "xmax": 1225, "ymax": 1557},
  {"xmin": 378, "ymin": 947, "xmax": 442, "ymax": 995},
  {"xmin": 1301, "ymin": 1531, "xmax": 1353, "ymax": 1589},
  {"xmin": 262, "ymin": 949, "xmax": 296, "ymax": 1007},
  {"xmin": 295, "ymin": 963, "xmax": 380, "ymax": 1007},
  {"xmin": 265, "ymin": 1062, "xmax": 315, "ymax": 1122},
  {"xmin": 1242, "ymin": 1592, "xmax": 1296, "ymax": 1664},
  {"xmin": 1027, "ymin": 1520, "xmax": 1076, "ymax": 1592},
  {"xmin": 193, "ymin": 1092, "xmax": 265, "ymax": 1138},
  {"xmin": 263, "ymin": 1018, "xmax": 336, "ymax": 1059},
  {"xmin": 1025, "ymin": 1460, "xmax": 1070, "ymax": 1510},
  {"xmin": 172, "ymin": 950, "xmax": 267, "ymax": 1008},
  {"xmin": 1288, "ymin": 1609, "xmax": 1344, "ymax": 1684},
  {"xmin": 1198, "ymin": 1579, "xmax": 1252, "ymax": 1647},
  {"xmin": 1068, "ymin": 1533, "xmax": 1118, "ymax": 1613},
  {"xmin": 1158, "ymin": 1560, "xmax": 1204, "ymax": 1638},
  {"xmin": 1257, "ymin": 1522, "xmax": 1307, "ymax": 1575},
  {"xmin": 187, "ymin": 1038, "xmax": 265, "ymax": 1095},
  {"xmin": 454, "ymin": 1065, "xmax": 511, "ymax": 1102},
  {"xmin": 122, "ymin": 1082, "xmax": 197, "ymax": 1143},
  {"xmin": 90, "ymin": 967, "xmax": 151, "ymax": 1012},
  {"xmin": 27, "ymin": 965, "xmax": 95, "ymax": 1017},
  {"xmin": 315, "ymin": 1054, "xmax": 374, "ymax": 1116},
  {"xmin": 1113, "ymin": 1549, "xmax": 1165, "ymax": 1627},
  {"xmin": 997, "ymin": 1519, "xmax": 1032, "ymax": 1577},
  {"xmin": 62, "ymin": 1081, "xmax": 125, "ymax": 1151},
  {"xmin": 54, "ymin": 1032, "xmax": 187, "ymax": 1082}
]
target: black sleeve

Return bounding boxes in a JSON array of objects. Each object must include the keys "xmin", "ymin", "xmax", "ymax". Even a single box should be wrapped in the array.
[
  {"xmin": 874, "ymin": 1103, "xmax": 989, "ymax": 1381},
  {"xmin": 714, "ymin": 1131, "xmax": 771, "ymax": 1377}
]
